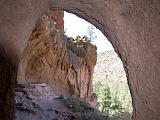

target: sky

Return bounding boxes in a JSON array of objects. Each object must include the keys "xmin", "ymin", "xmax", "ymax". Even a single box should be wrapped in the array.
[{"xmin": 64, "ymin": 12, "xmax": 114, "ymax": 53}]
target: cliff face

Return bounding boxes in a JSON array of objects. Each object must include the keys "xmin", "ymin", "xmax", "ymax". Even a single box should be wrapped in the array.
[
  {"xmin": 93, "ymin": 51, "xmax": 127, "ymax": 84},
  {"xmin": 17, "ymin": 10, "xmax": 97, "ymax": 105}
]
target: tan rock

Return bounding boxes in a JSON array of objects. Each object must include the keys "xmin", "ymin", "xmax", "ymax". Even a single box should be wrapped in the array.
[{"xmin": 17, "ymin": 10, "xmax": 97, "ymax": 106}]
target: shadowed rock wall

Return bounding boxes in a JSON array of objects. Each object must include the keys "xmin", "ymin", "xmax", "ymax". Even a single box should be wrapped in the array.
[
  {"xmin": 0, "ymin": 0, "xmax": 160, "ymax": 120},
  {"xmin": 0, "ymin": 47, "xmax": 18, "ymax": 120}
]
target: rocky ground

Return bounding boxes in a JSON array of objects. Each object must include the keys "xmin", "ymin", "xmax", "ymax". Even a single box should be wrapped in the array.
[
  {"xmin": 15, "ymin": 82, "xmax": 131, "ymax": 120},
  {"xmin": 15, "ymin": 82, "xmax": 76, "ymax": 120},
  {"xmin": 15, "ymin": 82, "xmax": 106, "ymax": 120},
  {"xmin": 15, "ymin": 51, "xmax": 130, "ymax": 120}
]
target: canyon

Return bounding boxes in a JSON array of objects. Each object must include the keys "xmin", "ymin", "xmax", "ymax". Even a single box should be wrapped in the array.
[{"xmin": 0, "ymin": 0, "xmax": 160, "ymax": 120}]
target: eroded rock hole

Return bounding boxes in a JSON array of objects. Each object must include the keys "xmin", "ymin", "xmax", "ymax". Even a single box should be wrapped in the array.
[
  {"xmin": 15, "ymin": 10, "xmax": 132, "ymax": 120},
  {"xmin": 64, "ymin": 11, "xmax": 133, "ymax": 119}
]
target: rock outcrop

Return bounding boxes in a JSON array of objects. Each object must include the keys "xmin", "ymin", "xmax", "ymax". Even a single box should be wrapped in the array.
[{"xmin": 17, "ymin": 10, "xmax": 97, "ymax": 105}]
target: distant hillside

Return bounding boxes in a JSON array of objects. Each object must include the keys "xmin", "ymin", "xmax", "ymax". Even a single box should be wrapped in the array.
[{"xmin": 93, "ymin": 51, "xmax": 127, "ymax": 84}]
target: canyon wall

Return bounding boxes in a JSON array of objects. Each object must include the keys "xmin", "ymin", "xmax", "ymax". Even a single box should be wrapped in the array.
[
  {"xmin": 17, "ymin": 11, "xmax": 97, "ymax": 105},
  {"xmin": 93, "ymin": 51, "xmax": 127, "ymax": 84}
]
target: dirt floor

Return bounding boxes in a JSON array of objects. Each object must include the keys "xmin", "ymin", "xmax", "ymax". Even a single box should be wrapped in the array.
[{"xmin": 15, "ymin": 82, "xmax": 75, "ymax": 120}]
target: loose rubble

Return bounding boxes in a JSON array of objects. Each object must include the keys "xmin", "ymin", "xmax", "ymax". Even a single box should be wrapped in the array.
[{"xmin": 15, "ymin": 82, "xmax": 75, "ymax": 120}]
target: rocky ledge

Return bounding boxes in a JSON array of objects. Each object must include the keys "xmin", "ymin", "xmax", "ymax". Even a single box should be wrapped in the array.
[{"xmin": 15, "ymin": 82, "xmax": 105, "ymax": 120}]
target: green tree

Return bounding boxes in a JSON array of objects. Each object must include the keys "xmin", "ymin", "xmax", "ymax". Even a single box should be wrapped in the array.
[{"xmin": 93, "ymin": 81, "xmax": 132, "ymax": 117}]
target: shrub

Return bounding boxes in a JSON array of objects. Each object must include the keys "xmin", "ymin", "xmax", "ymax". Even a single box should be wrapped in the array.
[
  {"xmin": 77, "ymin": 111, "xmax": 108, "ymax": 120},
  {"xmin": 63, "ymin": 96, "xmax": 108, "ymax": 120},
  {"xmin": 63, "ymin": 96, "xmax": 93, "ymax": 113},
  {"xmin": 93, "ymin": 81, "xmax": 132, "ymax": 117}
]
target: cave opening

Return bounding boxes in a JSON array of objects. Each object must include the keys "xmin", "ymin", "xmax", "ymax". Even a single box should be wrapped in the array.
[
  {"xmin": 15, "ymin": 10, "xmax": 132, "ymax": 120},
  {"xmin": 64, "ymin": 11, "xmax": 133, "ymax": 119},
  {"xmin": 0, "ymin": 1, "xmax": 159, "ymax": 120}
]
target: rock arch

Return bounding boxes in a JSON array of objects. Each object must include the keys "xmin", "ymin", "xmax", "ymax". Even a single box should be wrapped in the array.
[{"xmin": 0, "ymin": 0, "xmax": 160, "ymax": 120}]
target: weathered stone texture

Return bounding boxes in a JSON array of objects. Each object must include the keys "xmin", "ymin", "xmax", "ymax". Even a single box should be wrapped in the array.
[
  {"xmin": 52, "ymin": 10, "xmax": 64, "ymax": 34},
  {"xmin": 17, "ymin": 11, "xmax": 97, "ymax": 106},
  {"xmin": 0, "ymin": 0, "xmax": 160, "ymax": 120},
  {"xmin": 0, "ymin": 47, "xmax": 19, "ymax": 120}
]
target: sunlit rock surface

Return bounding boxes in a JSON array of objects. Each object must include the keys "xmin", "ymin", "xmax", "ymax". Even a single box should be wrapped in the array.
[{"xmin": 17, "ymin": 11, "xmax": 97, "ymax": 106}]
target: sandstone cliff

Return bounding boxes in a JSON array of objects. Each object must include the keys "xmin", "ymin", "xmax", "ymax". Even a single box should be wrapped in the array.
[{"xmin": 17, "ymin": 10, "xmax": 97, "ymax": 105}]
